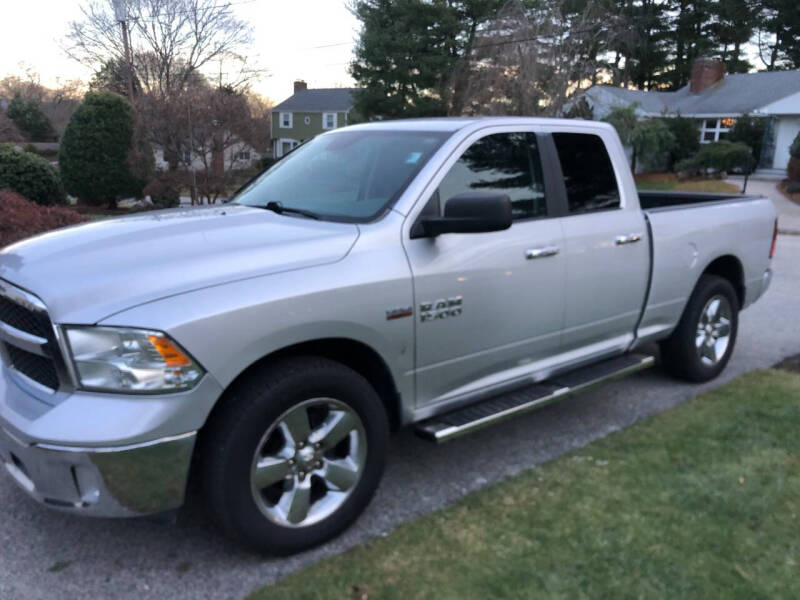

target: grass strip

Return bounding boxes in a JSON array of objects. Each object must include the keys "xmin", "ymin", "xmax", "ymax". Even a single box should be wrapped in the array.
[{"xmin": 249, "ymin": 369, "xmax": 800, "ymax": 600}]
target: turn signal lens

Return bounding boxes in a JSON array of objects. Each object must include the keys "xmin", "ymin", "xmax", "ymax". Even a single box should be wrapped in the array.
[{"xmin": 148, "ymin": 335, "xmax": 192, "ymax": 367}]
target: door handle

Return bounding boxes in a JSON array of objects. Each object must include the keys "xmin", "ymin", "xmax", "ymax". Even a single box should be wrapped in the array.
[
  {"xmin": 525, "ymin": 246, "xmax": 560, "ymax": 259},
  {"xmin": 615, "ymin": 233, "xmax": 643, "ymax": 245}
]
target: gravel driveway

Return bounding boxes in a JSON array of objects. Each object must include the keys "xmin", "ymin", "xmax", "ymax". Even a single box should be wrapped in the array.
[{"xmin": 2, "ymin": 235, "xmax": 799, "ymax": 600}]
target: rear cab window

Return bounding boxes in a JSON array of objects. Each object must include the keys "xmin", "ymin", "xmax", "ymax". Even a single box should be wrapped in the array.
[{"xmin": 552, "ymin": 132, "xmax": 621, "ymax": 214}]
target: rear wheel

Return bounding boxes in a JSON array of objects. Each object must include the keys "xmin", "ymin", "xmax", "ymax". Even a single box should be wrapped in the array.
[
  {"xmin": 660, "ymin": 274, "xmax": 739, "ymax": 382},
  {"xmin": 202, "ymin": 356, "xmax": 389, "ymax": 554}
]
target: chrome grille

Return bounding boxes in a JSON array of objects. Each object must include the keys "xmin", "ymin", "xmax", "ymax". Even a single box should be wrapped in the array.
[
  {"xmin": 5, "ymin": 345, "xmax": 60, "ymax": 391},
  {"xmin": 0, "ymin": 295, "xmax": 52, "ymax": 339},
  {"xmin": 0, "ymin": 280, "xmax": 65, "ymax": 394}
]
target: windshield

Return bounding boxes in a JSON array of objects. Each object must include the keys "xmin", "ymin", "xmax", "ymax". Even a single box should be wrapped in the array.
[{"xmin": 232, "ymin": 130, "xmax": 450, "ymax": 222}]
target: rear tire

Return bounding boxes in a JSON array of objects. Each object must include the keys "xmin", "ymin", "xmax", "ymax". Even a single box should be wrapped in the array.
[
  {"xmin": 660, "ymin": 274, "xmax": 739, "ymax": 382},
  {"xmin": 201, "ymin": 356, "xmax": 389, "ymax": 554}
]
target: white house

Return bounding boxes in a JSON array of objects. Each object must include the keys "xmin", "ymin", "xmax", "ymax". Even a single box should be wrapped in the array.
[
  {"xmin": 574, "ymin": 58, "xmax": 800, "ymax": 178},
  {"xmin": 153, "ymin": 139, "xmax": 261, "ymax": 172}
]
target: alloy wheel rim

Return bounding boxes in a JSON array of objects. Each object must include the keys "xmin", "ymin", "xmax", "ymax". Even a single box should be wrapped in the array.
[
  {"xmin": 695, "ymin": 294, "xmax": 732, "ymax": 366},
  {"xmin": 250, "ymin": 398, "xmax": 367, "ymax": 528}
]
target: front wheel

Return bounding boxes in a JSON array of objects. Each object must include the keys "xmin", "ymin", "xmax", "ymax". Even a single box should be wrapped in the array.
[
  {"xmin": 660, "ymin": 274, "xmax": 739, "ymax": 382},
  {"xmin": 201, "ymin": 356, "xmax": 389, "ymax": 554}
]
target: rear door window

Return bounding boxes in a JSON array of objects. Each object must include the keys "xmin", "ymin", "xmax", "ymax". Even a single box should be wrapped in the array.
[{"xmin": 552, "ymin": 133, "xmax": 621, "ymax": 214}]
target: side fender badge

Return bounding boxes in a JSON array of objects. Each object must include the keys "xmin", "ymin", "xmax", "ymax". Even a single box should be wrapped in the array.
[{"xmin": 386, "ymin": 307, "xmax": 413, "ymax": 320}]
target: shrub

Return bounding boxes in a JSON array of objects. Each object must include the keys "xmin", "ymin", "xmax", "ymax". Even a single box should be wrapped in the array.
[
  {"xmin": 631, "ymin": 119, "xmax": 676, "ymax": 171},
  {"xmin": 59, "ymin": 91, "xmax": 140, "ymax": 207},
  {"xmin": 0, "ymin": 143, "xmax": 65, "ymax": 205},
  {"xmin": 675, "ymin": 141, "xmax": 755, "ymax": 177},
  {"xmin": 143, "ymin": 172, "xmax": 182, "ymax": 208},
  {"xmin": 662, "ymin": 115, "xmax": 699, "ymax": 167},
  {"xmin": 0, "ymin": 189, "xmax": 87, "ymax": 247},
  {"xmin": 603, "ymin": 104, "xmax": 639, "ymax": 147},
  {"xmin": 6, "ymin": 94, "xmax": 56, "ymax": 141},
  {"xmin": 788, "ymin": 158, "xmax": 800, "ymax": 183},
  {"xmin": 729, "ymin": 115, "xmax": 767, "ymax": 164},
  {"xmin": 260, "ymin": 155, "xmax": 277, "ymax": 170},
  {"xmin": 790, "ymin": 131, "xmax": 800, "ymax": 161}
]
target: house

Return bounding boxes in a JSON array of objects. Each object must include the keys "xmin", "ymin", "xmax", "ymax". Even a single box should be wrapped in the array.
[
  {"xmin": 575, "ymin": 58, "xmax": 800, "ymax": 178},
  {"xmin": 270, "ymin": 81, "xmax": 356, "ymax": 158},
  {"xmin": 153, "ymin": 140, "xmax": 261, "ymax": 172}
]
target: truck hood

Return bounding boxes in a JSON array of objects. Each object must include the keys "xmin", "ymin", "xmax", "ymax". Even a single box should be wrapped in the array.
[{"xmin": 0, "ymin": 205, "xmax": 359, "ymax": 324}]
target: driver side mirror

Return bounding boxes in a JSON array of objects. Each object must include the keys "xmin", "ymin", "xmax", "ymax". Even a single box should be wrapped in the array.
[{"xmin": 411, "ymin": 192, "xmax": 512, "ymax": 238}]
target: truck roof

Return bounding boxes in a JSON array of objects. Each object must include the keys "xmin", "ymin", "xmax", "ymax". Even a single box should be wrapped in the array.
[{"xmin": 343, "ymin": 116, "xmax": 614, "ymax": 133}]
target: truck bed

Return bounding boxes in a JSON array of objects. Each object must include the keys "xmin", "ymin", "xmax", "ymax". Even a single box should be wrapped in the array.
[
  {"xmin": 635, "ymin": 191, "xmax": 775, "ymax": 347},
  {"xmin": 638, "ymin": 190, "xmax": 758, "ymax": 211}
]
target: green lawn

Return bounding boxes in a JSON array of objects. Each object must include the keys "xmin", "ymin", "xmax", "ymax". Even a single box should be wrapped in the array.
[
  {"xmin": 635, "ymin": 173, "xmax": 740, "ymax": 194},
  {"xmin": 250, "ymin": 368, "xmax": 800, "ymax": 600}
]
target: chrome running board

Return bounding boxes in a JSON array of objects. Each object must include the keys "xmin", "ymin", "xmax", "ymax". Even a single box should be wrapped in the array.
[{"xmin": 415, "ymin": 353, "xmax": 655, "ymax": 443}]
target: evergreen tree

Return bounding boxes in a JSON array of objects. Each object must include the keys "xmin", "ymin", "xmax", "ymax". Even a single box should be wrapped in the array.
[
  {"xmin": 756, "ymin": 0, "xmax": 800, "ymax": 70},
  {"xmin": 711, "ymin": 0, "xmax": 756, "ymax": 73},
  {"xmin": 6, "ymin": 94, "xmax": 56, "ymax": 141},
  {"xmin": 59, "ymin": 92, "xmax": 139, "ymax": 207},
  {"xmin": 608, "ymin": 0, "xmax": 670, "ymax": 89},
  {"xmin": 661, "ymin": 0, "xmax": 717, "ymax": 90},
  {"xmin": 349, "ymin": 0, "xmax": 503, "ymax": 119}
]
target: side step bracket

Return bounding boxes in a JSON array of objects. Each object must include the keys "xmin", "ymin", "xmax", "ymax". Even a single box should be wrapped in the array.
[{"xmin": 415, "ymin": 353, "xmax": 654, "ymax": 443}]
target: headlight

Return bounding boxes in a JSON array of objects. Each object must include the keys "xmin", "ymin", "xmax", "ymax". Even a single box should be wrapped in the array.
[{"xmin": 64, "ymin": 326, "xmax": 204, "ymax": 393}]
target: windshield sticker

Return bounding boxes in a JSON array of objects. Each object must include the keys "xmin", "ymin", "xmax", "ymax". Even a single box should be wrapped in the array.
[{"xmin": 405, "ymin": 152, "xmax": 423, "ymax": 164}]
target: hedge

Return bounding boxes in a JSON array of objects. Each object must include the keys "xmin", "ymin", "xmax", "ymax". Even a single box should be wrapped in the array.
[
  {"xmin": 0, "ymin": 143, "xmax": 65, "ymax": 206},
  {"xmin": 0, "ymin": 189, "xmax": 87, "ymax": 247}
]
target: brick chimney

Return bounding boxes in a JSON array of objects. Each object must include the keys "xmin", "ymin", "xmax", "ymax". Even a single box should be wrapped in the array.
[
  {"xmin": 293, "ymin": 80, "xmax": 308, "ymax": 94},
  {"xmin": 690, "ymin": 58, "xmax": 725, "ymax": 94}
]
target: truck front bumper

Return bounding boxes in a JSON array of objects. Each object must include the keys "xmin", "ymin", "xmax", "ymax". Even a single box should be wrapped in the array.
[
  {"xmin": 0, "ymin": 357, "xmax": 223, "ymax": 518},
  {"xmin": 0, "ymin": 425, "xmax": 196, "ymax": 517}
]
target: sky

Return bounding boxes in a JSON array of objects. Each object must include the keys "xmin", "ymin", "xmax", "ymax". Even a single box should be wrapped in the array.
[{"xmin": 0, "ymin": 0, "xmax": 359, "ymax": 103}]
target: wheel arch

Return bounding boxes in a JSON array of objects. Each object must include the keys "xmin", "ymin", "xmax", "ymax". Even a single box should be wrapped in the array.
[
  {"xmin": 206, "ymin": 337, "xmax": 403, "ymax": 432},
  {"xmin": 700, "ymin": 254, "xmax": 745, "ymax": 308}
]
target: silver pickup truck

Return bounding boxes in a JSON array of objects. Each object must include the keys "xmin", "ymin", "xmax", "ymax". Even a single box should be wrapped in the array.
[{"xmin": 0, "ymin": 117, "xmax": 777, "ymax": 553}]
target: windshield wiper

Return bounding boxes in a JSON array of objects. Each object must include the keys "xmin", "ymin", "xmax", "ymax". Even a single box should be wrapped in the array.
[{"xmin": 263, "ymin": 201, "xmax": 320, "ymax": 220}]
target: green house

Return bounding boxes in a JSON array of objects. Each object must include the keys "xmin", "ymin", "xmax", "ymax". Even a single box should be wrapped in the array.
[{"xmin": 271, "ymin": 81, "xmax": 356, "ymax": 157}]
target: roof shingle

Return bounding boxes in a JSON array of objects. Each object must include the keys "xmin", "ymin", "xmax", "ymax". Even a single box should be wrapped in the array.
[
  {"xmin": 587, "ymin": 69, "xmax": 800, "ymax": 116},
  {"xmin": 272, "ymin": 88, "xmax": 356, "ymax": 112}
]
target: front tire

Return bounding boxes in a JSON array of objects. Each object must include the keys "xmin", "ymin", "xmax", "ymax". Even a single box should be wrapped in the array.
[
  {"xmin": 201, "ymin": 356, "xmax": 389, "ymax": 554},
  {"xmin": 660, "ymin": 274, "xmax": 739, "ymax": 382}
]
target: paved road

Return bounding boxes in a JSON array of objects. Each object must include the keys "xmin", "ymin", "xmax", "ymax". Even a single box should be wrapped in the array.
[
  {"xmin": 728, "ymin": 176, "xmax": 800, "ymax": 233},
  {"xmin": 1, "ymin": 236, "xmax": 799, "ymax": 600}
]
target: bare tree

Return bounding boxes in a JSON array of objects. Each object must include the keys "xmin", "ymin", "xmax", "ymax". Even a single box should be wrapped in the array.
[
  {"xmin": 461, "ymin": 0, "xmax": 629, "ymax": 117},
  {"xmin": 66, "ymin": 0, "xmax": 262, "ymax": 172},
  {"xmin": 65, "ymin": 0, "xmax": 255, "ymax": 97},
  {"xmin": 243, "ymin": 93, "xmax": 273, "ymax": 153},
  {"xmin": 186, "ymin": 84, "xmax": 254, "ymax": 203}
]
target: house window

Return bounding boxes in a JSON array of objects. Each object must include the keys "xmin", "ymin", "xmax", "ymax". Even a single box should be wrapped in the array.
[
  {"xmin": 322, "ymin": 112, "xmax": 337, "ymax": 130},
  {"xmin": 280, "ymin": 112, "xmax": 293, "ymax": 128},
  {"xmin": 235, "ymin": 150, "xmax": 251, "ymax": 161},
  {"xmin": 278, "ymin": 138, "xmax": 299, "ymax": 157},
  {"xmin": 181, "ymin": 149, "xmax": 191, "ymax": 164},
  {"xmin": 700, "ymin": 118, "xmax": 736, "ymax": 144}
]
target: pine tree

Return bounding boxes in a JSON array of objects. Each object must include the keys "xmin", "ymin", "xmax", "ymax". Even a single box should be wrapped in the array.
[
  {"xmin": 756, "ymin": 0, "xmax": 800, "ymax": 70},
  {"xmin": 661, "ymin": 0, "xmax": 717, "ymax": 90},
  {"xmin": 710, "ymin": 0, "xmax": 756, "ymax": 73},
  {"xmin": 349, "ymin": 0, "xmax": 503, "ymax": 119}
]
